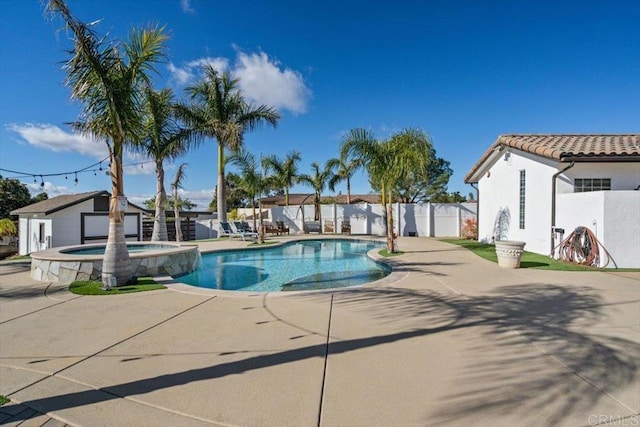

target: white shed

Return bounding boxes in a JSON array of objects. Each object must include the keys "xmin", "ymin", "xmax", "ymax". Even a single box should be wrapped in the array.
[
  {"xmin": 465, "ymin": 134, "xmax": 640, "ymax": 268},
  {"xmin": 10, "ymin": 191, "xmax": 145, "ymax": 255}
]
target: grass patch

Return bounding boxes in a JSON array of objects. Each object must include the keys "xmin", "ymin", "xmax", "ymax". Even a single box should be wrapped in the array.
[
  {"xmin": 379, "ymin": 249, "xmax": 405, "ymax": 257},
  {"xmin": 0, "ymin": 395, "xmax": 9, "ymax": 406},
  {"xmin": 69, "ymin": 276, "xmax": 165, "ymax": 295},
  {"xmin": 440, "ymin": 239, "xmax": 619, "ymax": 271},
  {"xmin": 6, "ymin": 254, "xmax": 30, "ymax": 260}
]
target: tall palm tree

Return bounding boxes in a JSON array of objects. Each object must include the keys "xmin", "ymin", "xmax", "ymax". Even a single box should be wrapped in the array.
[
  {"xmin": 133, "ymin": 87, "xmax": 195, "ymax": 241},
  {"xmin": 171, "ymin": 163, "xmax": 187, "ymax": 242},
  {"xmin": 327, "ymin": 144, "xmax": 363, "ymax": 204},
  {"xmin": 47, "ymin": 0, "xmax": 167, "ymax": 285},
  {"xmin": 297, "ymin": 161, "xmax": 334, "ymax": 229},
  {"xmin": 229, "ymin": 149, "xmax": 270, "ymax": 243},
  {"xmin": 176, "ymin": 66, "xmax": 280, "ymax": 223},
  {"xmin": 262, "ymin": 150, "xmax": 301, "ymax": 206}
]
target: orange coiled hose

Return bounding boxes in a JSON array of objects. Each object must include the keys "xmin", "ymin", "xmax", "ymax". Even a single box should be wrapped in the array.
[{"xmin": 555, "ymin": 226, "xmax": 616, "ymax": 268}]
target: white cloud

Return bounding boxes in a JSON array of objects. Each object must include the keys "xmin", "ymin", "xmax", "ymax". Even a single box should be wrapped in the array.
[
  {"xmin": 180, "ymin": 0, "xmax": 195, "ymax": 13},
  {"xmin": 234, "ymin": 51, "xmax": 310, "ymax": 114},
  {"xmin": 168, "ymin": 57, "xmax": 229, "ymax": 86},
  {"xmin": 168, "ymin": 51, "xmax": 310, "ymax": 114},
  {"xmin": 26, "ymin": 182, "xmax": 73, "ymax": 198},
  {"xmin": 6, "ymin": 123, "xmax": 108, "ymax": 159}
]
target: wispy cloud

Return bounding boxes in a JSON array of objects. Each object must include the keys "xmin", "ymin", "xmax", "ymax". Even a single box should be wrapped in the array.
[
  {"xmin": 180, "ymin": 0, "xmax": 195, "ymax": 14},
  {"xmin": 129, "ymin": 187, "xmax": 214, "ymax": 210},
  {"xmin": 6, "ymin": 123, "xmax": 108, "ymax": 159},
  {"xmin": 26, "ymin": 181, "xmax": 73, "ymax": 198},
  {"xmin": 167, "ymin": 50, "xmax": 310, "ymax": 114}
]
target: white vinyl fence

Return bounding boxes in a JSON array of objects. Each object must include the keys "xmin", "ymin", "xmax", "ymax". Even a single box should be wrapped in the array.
[{"xmin": 203, "ymin": 203, "xmax": 476, "ymax": 238}]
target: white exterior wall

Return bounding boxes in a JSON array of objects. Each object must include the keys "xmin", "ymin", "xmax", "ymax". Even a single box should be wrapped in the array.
[
  {"xmin": 50, "ymin": 199, "xmax": 94, "ymax": 247},
  {"xmin": 562, "ymin": 163, "xmax": 640, "ymax": 192},
  {"xmin": 18, "ymin": 217, "xmax": 52, "ymax": 255},
  {"xmin": 557, "ymin": 191, "xmax": 640, "ymax": 268},
  {"xmin": 478, "ymin": 150, "xmax": 559, "ymax": 255}
]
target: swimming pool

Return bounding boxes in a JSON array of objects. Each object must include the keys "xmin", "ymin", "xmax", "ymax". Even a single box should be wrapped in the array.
[{"xmin": 177, "ymin": 239, "xmax": 390, "ymax": 292}]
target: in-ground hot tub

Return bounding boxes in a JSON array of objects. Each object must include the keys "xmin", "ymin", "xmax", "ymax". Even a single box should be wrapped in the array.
[{"xmin": 30, "ymin": 242, "xmax": 200, "ymax": 283}]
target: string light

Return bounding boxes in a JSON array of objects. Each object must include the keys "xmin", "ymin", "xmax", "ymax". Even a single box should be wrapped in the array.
[{"xmin": 0, "ymin": 156, "xmax": 154, "ymax": 186}]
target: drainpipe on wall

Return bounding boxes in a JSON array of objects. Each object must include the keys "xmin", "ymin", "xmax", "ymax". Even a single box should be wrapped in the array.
[
  {"xmin": 550, "ymin": 162, "xmax": 575, "ymax": 255},
  {"xmin": 470, "ymin": 183, "xmax": 479, "ymax": 240}
]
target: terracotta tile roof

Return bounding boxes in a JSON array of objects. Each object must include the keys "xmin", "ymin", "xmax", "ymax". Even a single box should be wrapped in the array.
[
  {"xmin": 465, "ymin": 134, "xmax": 640, "ymax": 183},
  {"xmin": 10, "ymin": 191, "xmax": 108, "ymax": 215}
]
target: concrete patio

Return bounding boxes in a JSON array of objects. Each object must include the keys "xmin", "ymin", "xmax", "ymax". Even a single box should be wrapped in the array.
[{"xmin": 1, "ymin": 237, "xmax": 638, "ymax": 426}]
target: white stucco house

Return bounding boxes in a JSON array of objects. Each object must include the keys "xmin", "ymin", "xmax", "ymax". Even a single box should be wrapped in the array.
[
  {"xmin": 11, "ymin": 191, "xmax": 146, "ymax": 255},
  {"xmin": 465, "ymin": 134, "xmax": 640, "ymax": 268}
]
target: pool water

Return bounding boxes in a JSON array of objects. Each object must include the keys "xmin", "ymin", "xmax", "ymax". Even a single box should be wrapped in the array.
[
  {"xmin": 177, "ymin": 239, "xmax": 390, "ymax": 292},
  {"xmin": 62, "ymin": 244, "xmax": 176, "ymax": 255}
]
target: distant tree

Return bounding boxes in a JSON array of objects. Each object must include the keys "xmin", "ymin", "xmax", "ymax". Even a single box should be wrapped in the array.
[
  {"xmin": 328, "ymin": 141, "xmax": 363, "ymax": 204},
  {"xmin": 209, "ymin": 172, "xmax": 249, "ymax": 211},
  {"xmin": 431, "ymin": 191, "xmax": 467, "ymax": 203},
  {"xmin": 0, "ymin": 175, "xmax": 31, "ymax": 219},
  {"xmin": 298, "ymin": 161, "xmax": 334, "ymax": 226},
  {"xmin": 229, "ymin": 148, "xmax": 273, "ymax": 243},
  {"xmin": 0, "ymin": 218, "xmax": 18, "ymax": 239},
  {"xmin": 143, "ymin": 195, "xmax": 196, "ymax": 211},
  {"xmin": 262, "ymin": 150, "xmax": 301, "ymax": 206},
  {"xmin": 30, "ymin": 192, "xmax": 49, "ymax": 204}
]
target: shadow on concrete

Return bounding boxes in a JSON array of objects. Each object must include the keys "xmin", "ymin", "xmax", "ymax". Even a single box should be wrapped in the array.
[{"xmin": 7, "ymin": 283, "xmax": 639, "ymax": 425}]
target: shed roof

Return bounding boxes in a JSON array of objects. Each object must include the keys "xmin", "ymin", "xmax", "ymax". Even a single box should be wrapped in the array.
[
  {"xmin": 465, "ymin": 134, "xmax": 640, "ymax": 183},
  {"xmin": 10, "ymin": 191, "xmax": 108, "ymax": 215}
]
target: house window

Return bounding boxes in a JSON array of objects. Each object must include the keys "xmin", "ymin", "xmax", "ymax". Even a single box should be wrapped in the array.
[
  {"xmin": 39, "ymin": 223, "xmax": 46, "ymax": 243},
  {"xmin": 574, "ymin": 178, "xmax": 611, "ymax": 192},
  {"xmin": 519, "ymin": 170, "xmax": 526, "ymax": 229}
]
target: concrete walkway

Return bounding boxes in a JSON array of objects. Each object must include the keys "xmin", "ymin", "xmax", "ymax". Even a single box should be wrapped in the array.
[{"xmin": 0, "ymin": 237, "xmax": 638, "ymax": 426}]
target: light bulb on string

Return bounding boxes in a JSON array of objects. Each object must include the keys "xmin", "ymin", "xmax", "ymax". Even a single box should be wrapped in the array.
[
  {"xmin": 33, "ymin": 176, "xmax": 37, "ymax": 183},
  {"xmin": 40, "ymin": 176, "xmax": 45, "ymax": 188},
  {"xmin": 74, "ymin": 172, "xmax": 78, "ymax": 185}
]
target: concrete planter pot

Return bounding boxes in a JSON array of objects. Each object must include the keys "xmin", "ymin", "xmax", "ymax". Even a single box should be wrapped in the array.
[{"xmin": 495, "ymin": 240, "xmax": 526, "ymax": 269}]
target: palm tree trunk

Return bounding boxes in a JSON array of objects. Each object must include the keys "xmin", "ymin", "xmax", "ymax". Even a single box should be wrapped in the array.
[
  {"xmin": 258, "ymin": 199, "xmax": 265, "ymax": 244},
  {"xmin": 102, "ymin": 152, "xmax": 132, "ymax": 286},
  {"xmin": 151, "ymin": 160, "xmax": 168, "ymax": 241},
  {"xmin": 217, "ymin": 142, "xmax": 227, "ymax": 223},
  {"xmin": 285, "ymin": 188, "xmax": 289, "ymax": 206},
  {"xmin": 346, "ymin": 178, "xmax": 351, "ymax": 204},
  {"xmin": 386, "ymin": 188, "xmax": 395, "ymax": 253},
  {"xmin": 174, "ymin": 186, "xmax": 182, "ymax": 242},
  {"xmin": 251, "ymin": 197, "xmax": 257, "ymax": 233}
]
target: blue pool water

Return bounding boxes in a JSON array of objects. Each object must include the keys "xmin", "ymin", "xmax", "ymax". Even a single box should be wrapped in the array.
[
  {"xmin": 62, "ymin": 244, "xmax": 175, "ymax": 255},
  {"xmin": 177, "ymin": 239, "xmax": 390, "ymax": 292}
]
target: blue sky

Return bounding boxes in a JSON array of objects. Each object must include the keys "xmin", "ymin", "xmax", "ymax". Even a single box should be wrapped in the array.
[{"xmin": 1, "ymin": 0, "xmax": 639, "ymax": 209}]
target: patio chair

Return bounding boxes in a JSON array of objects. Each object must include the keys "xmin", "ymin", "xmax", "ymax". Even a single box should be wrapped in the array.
[
  {"xmin": 230, "ymin": 221, "xmax": 258, "ymax": 242},
  {"xmin": 240, "ymin": 220, "xmax": 255, "ymax": 233},
  {"xmin": 324, "ymin": 219, "xmax": 334, "ymax": 233},
  {"xmin": 341, "ymin": 219, "xmax": 351, "ymax": 234},
  {"xmin": 276, "ymin": 220, "xmax": 290, "ymax": 235}
]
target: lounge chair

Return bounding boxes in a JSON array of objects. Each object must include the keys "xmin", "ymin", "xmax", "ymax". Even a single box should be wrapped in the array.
[
  {"xmin": 219, "ymin": 221, "xmax": 234, "ymax": 238},
  {"xmin": 231, "ymin": 221, "xmax": 258, "ymax": 241},
  {"xmin": 276, "ymin": 220, "xmax": 290, "ymax": 235}
]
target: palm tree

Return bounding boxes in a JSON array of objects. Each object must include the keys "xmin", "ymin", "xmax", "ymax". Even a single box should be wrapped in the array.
[
  {"xmin": 228, "ymin": 149, "xmax": 270, "ymax": 243},
  {"xmin": 262, "ymin": 150, "xmax": 301, "ymax": 206},
  {"xmin": 343, "ymin": 128, "xmax": 430, "ymax": 252},
  {"xmin": 297, "ymin": 161, "xmax": 334, "ymax": 229},
  {"xmin": 47, "ymin": 0, "xmax": 167, "ymax": 285},
  {"xmin": 327, "ymin": 144, "xmax": 363, "ymax": 204},
  {"xmin": 171, "ymin": 164, "xmax": 187, "ymax": 242},
  {"xmin": 133, "ymin": 87, "xmax": 195, "ymax": 241},
  {"xmin": 176, "ymin": 66, "xmax": 280, "ymax": 223}
]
